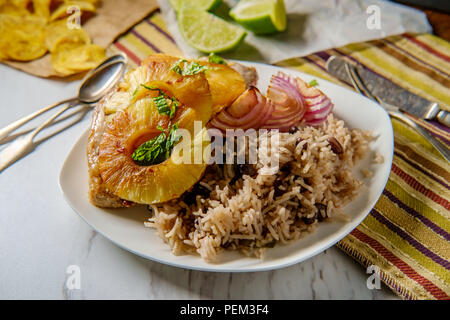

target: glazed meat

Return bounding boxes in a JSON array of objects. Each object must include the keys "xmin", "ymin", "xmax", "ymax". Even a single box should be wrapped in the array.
[{"xmin": 87, "ymin": 89, "xmax": 133, "ymax": 208}]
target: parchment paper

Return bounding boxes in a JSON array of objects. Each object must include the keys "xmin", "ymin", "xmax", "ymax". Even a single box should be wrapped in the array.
[
  {"xmin": 3, "ymin": 0, "xmax": 159, "ymax": 78},
  {"xmin": 158, "ymin": 0, "xmax": 432, "ymax": 63}
]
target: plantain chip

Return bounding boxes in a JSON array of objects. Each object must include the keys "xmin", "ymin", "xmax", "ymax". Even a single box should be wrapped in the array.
[
  {"xmin": 45, "ymin": 19, "xmax": 90, "ymax": 52},
  {"xmin": 11, "ymin": 0, "xmax": 31, "ymax": 8},
  {"xmin": 49, "ymin": 1, "xmax": 96, "ymax": 22},
  {"xmin": 0, "ymin": 14, "xmax": 47, "ymax": 61},
  {"xmin": 32, "ymin": 0, "xmax": 51, "ymax": 20},
  {"xmin": 0, "ymin": 0, "xmax": 103, "ymax": 75},
  {"xmin": 65, "ymin": 0, "xmax": 99, "ymax": 5},
  {"xmin": 0, "ymin": 3, "xmax": 30, "ymax": 16},
  {"xmin": 52, "ymin": 42, "xmax": 105, "ymax": 75}
]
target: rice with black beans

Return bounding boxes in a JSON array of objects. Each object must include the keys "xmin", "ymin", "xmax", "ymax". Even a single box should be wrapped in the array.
[{"xmin": 145, "ymin": 114, "xmax": 372, "ymax": 262}]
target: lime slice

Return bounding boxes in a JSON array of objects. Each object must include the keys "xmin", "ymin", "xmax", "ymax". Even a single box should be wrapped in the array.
[
  {"xmin": 230, "ymin": 0, "xmax": 287, "ymax": 34},
  {"xmin": 169, "ymin": 0, "xmax": 222, "ymax": 12},
  {"xmin": 178, "ymin": 8, "xmax": 247, "ymax": 53}
]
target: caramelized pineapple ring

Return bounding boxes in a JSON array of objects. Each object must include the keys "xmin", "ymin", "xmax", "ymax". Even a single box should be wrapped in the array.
[
  {"xmin": 196, "ymin": 60, "xmax": 246, "ymax": 115},
  {"xmin": 98, "ymin": 108, "xmax": 210, "ymax": 204},
  {"xmin": 97, "ymin": 54, "xmax": 213, "ymax": 204},
  {"xmin": 138, "ymin": 54, "xmax": 213, "ymax": 124}
]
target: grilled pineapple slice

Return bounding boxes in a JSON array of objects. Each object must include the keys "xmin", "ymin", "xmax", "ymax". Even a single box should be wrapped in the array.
[
  {"xmin": 97, "ymin": 54, "xmax": 212, "ymax": 204},
  {"xmin": 116, "ymin": 54, "xmax": 213, "ymax": 125},
  {"xmin": 98, "ymin": 108, "xmax": 211, "ymax": 204},
  {"xmin": 197, "ymin": 60, "xmax": 246, "ymax": 115},
  {"xmin": 112, "ymin": 54, "xmax": 246, "ymax": 118}
]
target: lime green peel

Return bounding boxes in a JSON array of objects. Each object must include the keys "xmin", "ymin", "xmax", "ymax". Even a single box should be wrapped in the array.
[
  {"xmin": 230, "ymin": 0, "xmax": 287, "ymax": 35},
  {"xmin": 178, "ymin": 7, "xmax": 247, "ymax": 53},
  {"xmin": 169, "ymin": 0, "xmax": 222, "ymax": 12}
]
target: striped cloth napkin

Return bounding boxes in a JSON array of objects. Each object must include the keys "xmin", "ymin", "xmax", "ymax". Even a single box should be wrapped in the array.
[{"xmin": 109, "ymin": 10, "xmax": 450, "ymax": 300}]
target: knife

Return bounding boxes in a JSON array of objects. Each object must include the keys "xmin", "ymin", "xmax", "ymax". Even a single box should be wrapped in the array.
[{"xmin": 326, "ymin": 55, "xmax": 450, "ymax": 128}]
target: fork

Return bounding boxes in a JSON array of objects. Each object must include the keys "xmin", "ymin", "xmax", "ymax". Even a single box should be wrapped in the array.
[{"xmin": 345, "ymin": 63, "xmax": 450, "ymax": 162}]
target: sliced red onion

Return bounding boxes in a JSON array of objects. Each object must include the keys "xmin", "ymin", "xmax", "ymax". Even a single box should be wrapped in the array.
[
  {"xmin": 209, "ymin": 88, "xmax": 271, "ymax": 131},
  {"xmin": 210, "ymin": 72, "xmax": 333, "ymax": 132},
  {"xmin": 295, "ymin": 76, "xmax": 334, "ymax": 126},
  {"xmin": 263, "ymin": 72, "xmax": 306, "ymax": 131}
]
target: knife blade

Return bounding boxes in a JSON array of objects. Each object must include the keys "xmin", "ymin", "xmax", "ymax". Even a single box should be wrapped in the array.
[{"xmin": 326, "ymin": 55, "xmax": 449, "ymax": 127}]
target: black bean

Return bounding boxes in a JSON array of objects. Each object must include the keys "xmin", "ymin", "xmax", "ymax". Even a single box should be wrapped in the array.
[
  {"xmin": 197, "ymin": 184, "xmax": 212, "ymax": 197},
  {"xmin": 273, "ymin": 178, "xmax": 284, "ymax": 198},
  {"xmin": 301, "ymin": 204, "xmax": 327, "ymax": 224},
  {"xmin": 264, "ymin": 241, "xmax": 276, "ymax": 248},
  {"xmin": 289, "ymin": 126, "xmax": 299, "ymax": 134},
  {"xmin": 296, "ymin": 140, "xmax": 307, "ymax": 153},
  {"xmin": 229, "ymin": 172, "xmax": 240, "ymax": 185},
  {"xmin": 261, "ymin": 226, "xmax": 268, "ymax": 237},
  {"xmin": 230, "ymin": 164, "xmax": 256, "ymax": 185},
  {"xmin": 273, "ymin": 178, "xmax": 282, "ymax": 188},
  {"xmin": 328, "ymin": 137, "xmax": 343, "ymax": 154},
  {"xmin": 182, "ymin": 193, "xmax": 196, "ymax": 206},
  {"xmin": 302, "ymin": 216, "xmax": 317, "ymax": 225},
  {"xmin": 239, "ymin": 164, "xmax": 257, "ymax": 176},
  {"xmin": 274, "ymin": 189, "xmax": 284, "ymax": 198},
  {"xmin": 240, "ymin": 239, "xmax": 253, "ymax": 247},
  {"xmin": 222, "ymin": 241, "xmax": 232, "ymax": 249},
  {"xmin": 183, "ymin": 184, "xmax": 211, "ymax": 206},
  {"xmin": 316, "ymin": 203, "xmax": 328, "ymax": 222}
]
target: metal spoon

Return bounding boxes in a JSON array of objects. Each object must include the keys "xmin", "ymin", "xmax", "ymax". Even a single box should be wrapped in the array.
[
  {"xmin": 0, "ymin": 52, "xmax": 127, "ymax": 142},
  {"xmin": 0, "ymin": 56, "xmax": 127, "ymax": 172}
]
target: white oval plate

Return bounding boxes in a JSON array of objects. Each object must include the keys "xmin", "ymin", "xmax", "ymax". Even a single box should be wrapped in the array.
[{"xmin": 59, "ymin": 62, "xmax": 393, "ymax": 272}]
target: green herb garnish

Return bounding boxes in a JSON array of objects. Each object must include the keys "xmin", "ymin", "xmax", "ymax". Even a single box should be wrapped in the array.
[
  {"xmin": 153, "ymin": 95, "xmax": 172, "ymax": 117},
  {"xmin": 132, "ymin": 123, "xmax": 181, "ymax": 166},
  {"xmin": 309, "ymin": 79, "xmax": 319, "ymax": 87},
  {"xmin": 140, "ymin": 84, "xmax": 179, "ymax": 119},
  {"xmin": 171, "ymin": 59, "xmax": 208, "ymax": 76},
  {"xmin": 170, "ymin": 59, "xmax": 185, "ymax": 75},
  {"xmin": 132, "ymin": 86, "xmax": 139, "ymax": 97},
  {"xmin": 208, "ymin": 53, "xmax": 227, "ymax": 65}
]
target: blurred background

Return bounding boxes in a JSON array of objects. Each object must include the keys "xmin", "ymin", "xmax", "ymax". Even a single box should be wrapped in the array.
[{"xmin": 394, "ymin": 0, "xmax": 450, "ymax": 40}]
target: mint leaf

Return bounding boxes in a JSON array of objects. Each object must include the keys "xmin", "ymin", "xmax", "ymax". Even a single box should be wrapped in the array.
[
  {"xmin": 169, "ymin": 97, "xmax": 179, "ymax": 118},
  {"xmin": 185, "ymin": 62, "xmax": 208, "ymax": 75},
  {"xmin": 140, "ymin": 84, "xmax": 179, "ymax": 119},
  {"xmin": 141, "ymin": 84, "xmax": 158, "ymax": 91},
  {"xmin": 132, "ymin": 86, "xmax": 139, "ymax": 97},
  {"xmin": 170, "ymin": 59, "xmax": 187, "ymax": 75},
  {"xmin": 132, "ymin": 132, "xmax": 167, "ymax": 166},
  {"xmin": 171, "ymin": 60, "xmax": 208, "ymax": 76},
  {"xmin": 131, "ymin": 123, "xmax": 181, "ymax": 166},
  {"xmin": 309, "ymin": 79, "xmax": 319, "ymax": 87},
  {"xmin": 208, "ymin": 53, "xmax": 227, "ymax": 65},
  {"xmin": 167, "ymin": 123, "xmax": 181, "ymax": 147},
  {"xmin": 153, "ymin": 95, "xmax": 171, "ymax": 116}
]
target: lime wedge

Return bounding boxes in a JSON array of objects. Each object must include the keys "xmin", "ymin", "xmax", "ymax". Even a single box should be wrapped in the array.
[
  {"xmin": 178, "ymin": 8, "xmax": 247, "ymax": 53},
  {"xmin": 230, "ymin": 0, "xmax": 287, "ymax": 34},
  {"xmin": 169, "ymin": 0, "xmax": 222, "ymax": 12}
]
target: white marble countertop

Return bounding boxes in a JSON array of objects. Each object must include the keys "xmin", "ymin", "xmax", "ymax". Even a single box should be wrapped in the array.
[{"xmin": 0, "ymin": 64, "xmax": 398, "ymax": 300}]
